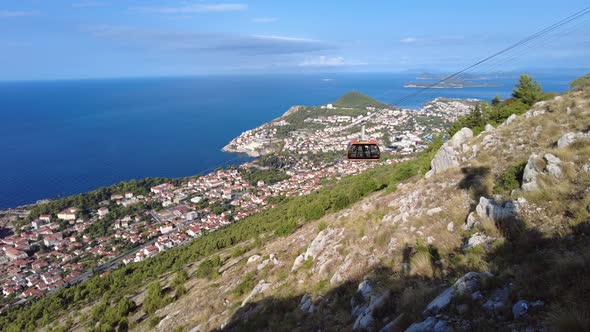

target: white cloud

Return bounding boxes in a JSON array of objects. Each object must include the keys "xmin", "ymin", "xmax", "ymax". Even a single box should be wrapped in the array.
[
  {"xmin": 299, "ymin": 56, "xmax": 368, "ymax": 67},
  {"xmin": 0, "ymin": 11, "xmax": 37, "ymax": 17},
  {"xmin": 133, "ymin": 3, "xmax": 247, "ymax": 14},
  {"xmin": 253, "ymin": 35, "xmax": 318, "ymax": 43},
  {"xmin": 300, "ymin": 56, "xmax": 345, "ymax": 66},
  {"xmin": 253, "ymin": 17, "xmax": 278, "ymax": 23},
  {"xmin": 400, "ymin": 37, "xmax": 417, "ymax": 43},
  {"xmin": 83, "ymin": 25, "xmax": 333, "ymax": 55},
  {"xmin": 72, "ymin": 1, "xmax": 108, "ymax": 8}
]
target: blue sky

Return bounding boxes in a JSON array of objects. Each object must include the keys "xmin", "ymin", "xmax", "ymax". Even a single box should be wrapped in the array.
[{"xmin": 1, "ymin": 0, "xmax": 589, "ymax": 80}]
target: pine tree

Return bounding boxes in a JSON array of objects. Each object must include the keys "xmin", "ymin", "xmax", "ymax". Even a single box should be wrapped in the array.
[
  {"xmin": 144, "ymin": 282, "xmax": 163, "ymax": 315},
  {"xmin": 512, "ymin": 74, "xmax": 543, "ymax": 106},
  {"xmin": 491, "ymin": 95, "xmax": 501, "ymax": 106}
]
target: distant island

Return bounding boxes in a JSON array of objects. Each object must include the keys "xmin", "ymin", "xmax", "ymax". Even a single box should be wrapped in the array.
[
  {"xmin": 406, "ymin": 73, "xmax": 502, "ymax": 88},
  {"xmin": 416, "ymin": 72, "xmax": 516, "ymax": 80}
]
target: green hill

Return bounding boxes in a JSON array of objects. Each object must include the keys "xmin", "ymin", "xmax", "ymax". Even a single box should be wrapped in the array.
[{"xmin": 332, "ymin": 91, "xmax": 389, "ymax": 109}]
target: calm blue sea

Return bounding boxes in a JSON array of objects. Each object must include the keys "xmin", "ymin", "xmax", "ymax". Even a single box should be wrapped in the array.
[{"xmin": 0, "ymin": 72, "xmax": 578, "ymax": 209}]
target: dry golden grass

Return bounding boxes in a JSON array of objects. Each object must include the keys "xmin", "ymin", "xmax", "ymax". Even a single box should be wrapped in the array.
[
  {"xmin": 409, "ymin": 250, "xmax": 434, "ymax": 279},
  {"xmin": 476, "ymin": 150, "xmax": 494, "ymax": 165},
  {"xmin": 450, "ymin": 247, "xmax": 490, "ymax": 274},
  {"xmin": 444, "ymin": 193, "xmax": 470, "ymax": 222},
  {"xmin": 375, "ymin": 224, "xmax": 397, "ymax": 250},
  {"xmin": 434, "ymin": 229, "xmax": 462, "ymax": 254},
  {"xmin": 478, "ymin": 216, "xmax": 501, "ymax": 238},
  {"xmin": 548, "ymin": 148, "xmax": 575, "ymax": 163}
]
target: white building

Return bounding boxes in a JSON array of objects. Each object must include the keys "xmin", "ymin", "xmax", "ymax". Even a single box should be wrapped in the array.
[
  {"xmin": 97, "ymin": 207, "xmax": 109, "ymax": 219},
  {"xmin": 159, "ymin": 224, "xmax": 173, "ymax": 234},
  {"xmin": 57, "ymin": 208, "xmax": 78, "ymax": 221}
]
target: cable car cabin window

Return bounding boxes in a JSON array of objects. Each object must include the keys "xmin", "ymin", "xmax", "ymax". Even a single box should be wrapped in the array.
[
  {"xmin": 369, "ymin": 145, "xmax": 380, "ymax": 158},
  {"xmin": 347, "ymin": 143, "xmax": 380, "ymax": 160}
]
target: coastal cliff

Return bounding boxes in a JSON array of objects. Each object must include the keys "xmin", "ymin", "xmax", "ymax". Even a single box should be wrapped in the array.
[{"xmin": 222, "ymin": 106, "xmax": 303, "ymax": 157}]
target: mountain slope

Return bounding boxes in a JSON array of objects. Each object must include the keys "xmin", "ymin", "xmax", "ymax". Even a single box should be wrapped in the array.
[
  {"xmin": 7, "ymin": 81, "xmax": 589, "ymax": 332},
  {"xmin": 147, "ymin": 88, "xmax": 589, "ymax": 331}
]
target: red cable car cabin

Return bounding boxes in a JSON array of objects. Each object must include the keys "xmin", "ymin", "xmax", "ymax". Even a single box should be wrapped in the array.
[{"xmin": 347, "ymin": 140, "xmax": 381, "ymax": 161}]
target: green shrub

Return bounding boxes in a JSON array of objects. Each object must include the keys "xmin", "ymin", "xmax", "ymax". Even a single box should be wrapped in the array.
[
  {"xmin": 314, "ymin": 279, "xmax": 329, "ymax": 294},
  {"xmin": 232, "ymin": 272, "xmax": 257, "ymax": 297},
  {"xmin": 495, "ymin": 161, "xmax": 526, "ymax": 193},
  {"xmin": 148, "ymin": 315, "xmax": 162, "ymax": 328},
  {"xmin": 172, "ymin": 270, "xmax": 188, "ymax": 298},
  {"xmin": 570, "ymin": 73, "xmax": 590, "ymax": 90},
  {"xmin": 117, "ymin": 297, "xmax": 135, "ymax": 316},
  {"xmin": 143, "ymin": 282, "xmax": 164, "ymax": 315},
  {"xmin": 196, "ymin": 256, "xmax": 221, "ymax": 280},
  {"xmin": 302, "ymin": 256, "xmax": 314, "ymax": 269}
]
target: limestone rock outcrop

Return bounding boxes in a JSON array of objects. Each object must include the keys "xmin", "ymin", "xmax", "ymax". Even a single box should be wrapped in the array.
[
  {"xmin": 351, "ymin": 280, "xmax": 391, "ymax": 331},
  {"xmin": 426, "ymin": 128, "xmax": 473, "ymax": 178},
  {"xmin": 423, "ymin": 272, "xmax": 494, "ymax": 316},
  {"xmin": 241, "ymin": 280, "xmax": 271, "ymax": 307},
  {"xmin": 544, "ymin": 153, "xmax": 562, "ymax": 177},
  {"xmin": 522, "ymin": 154, "xmax": 540, "ymax": 191},
  {"xmin": 557, "ymin": 131, "xmax": 589, "ymax": 148}
]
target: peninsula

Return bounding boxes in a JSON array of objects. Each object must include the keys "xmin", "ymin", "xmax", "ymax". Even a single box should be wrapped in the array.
[{"xmin": 223, "ymin": 91, "xmax": 480, "ymax": 157}]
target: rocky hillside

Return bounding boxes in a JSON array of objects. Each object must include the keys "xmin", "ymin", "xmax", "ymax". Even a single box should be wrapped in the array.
[
  {"xmin": 112, "ymin": 86, "xmax": 590, "ymax": 332},
  {"xmin": 14, "ymin": 81, "xmax": 587, "ymax": 332}
]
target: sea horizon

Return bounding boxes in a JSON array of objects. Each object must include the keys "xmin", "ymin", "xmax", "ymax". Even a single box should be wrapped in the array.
[{"xmin": 0, "ymin": 72, "xmax": 583, "ymax": 209}]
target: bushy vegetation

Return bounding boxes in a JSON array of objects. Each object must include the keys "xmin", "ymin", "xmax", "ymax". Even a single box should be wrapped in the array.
[
  {"xmin": 317, "ymin": 220, "xmax": 328, "ymax": 232},
  {"xmin": 511, "ymin": 74, "xmax": 544, "ymax": 106},
  {"xmin": 143, "ymin": 281, "xmax": 167, "ymax": 315},
  {"xmin": 278, "ymin": 91, "xmax": 387, "ymax": 133},
  {"xmin": 494, "ymin": 161, "xmax": 527, "ymax": 194},
  {"xmin": 27, "ymin": 177, "xmax": 176, "ymax": 221},
  {"xmin": 257, "ymin": 153, "xmax": 294, "ymax": 169},
  {"xmin": 448, "ymin": 74, "xmax": 553, "ymax": 137},
  {"xmin": 570, "ymin": 73, "xmax": 590, "ymax": 91},
  {"xmin": 86, "ymin": 294, "xmax": 136, "ymax": 332},
  {"xmin": 172, "ymin": 270, "xmax": 188, "ymax": 297},
  {"xmin": 280, "ymin": 106, "xmax": 365, "ymax": 130},
  {"xmin": 196, "ymin": 255, "xmax": 222, "ymax": 280},
  {"xmin": 232, "ymin": 272, "xmax": 257, "ymax": 297},
  {"xmin": 332, "ymin": 91, "xmax": 389, "ymax": 109},
  {"xmin": 239, "ymin": 168, "xmax": 290, "ymax": 186}
]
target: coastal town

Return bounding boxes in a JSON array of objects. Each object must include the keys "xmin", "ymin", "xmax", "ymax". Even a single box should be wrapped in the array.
[
  {"xmin": 0, "ymin": 152, "xmax": 403, "ymax": 307},
  {"xmin": 0, "ymin": 94, "xmax": 478, "ymax": 308},
  {"xmin": 224, "ymin": 95, "xmax": 479, "ymax": 157}
]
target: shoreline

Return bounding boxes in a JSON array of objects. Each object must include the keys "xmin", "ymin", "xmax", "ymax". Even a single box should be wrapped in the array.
[
  {"xmin": 221, "ymin": 144, "xmax": 262, "ymax": 158},
  {"xmin": 0, "ymin": 152, "xmax": 254, "ymax": 212},
  {"xmin": 404, "ymin": 84, "xmax": 502, "ymax": 89}
]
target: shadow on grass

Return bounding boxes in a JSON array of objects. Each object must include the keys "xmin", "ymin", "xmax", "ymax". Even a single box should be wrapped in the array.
[
  {"xmin": 458, "ymin": 166, "xmax": 491, "ymax": 212},
  {"xmin": 217, "ymin": 263, "xmax": 445, "ymax": 332},
  {"xmin": 214, "ymin": 209, "xmax": 590, "ymax": 331},
  {"xmin": 214, "ymin": 162, "xmax": 590, "ymax": 331}
]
